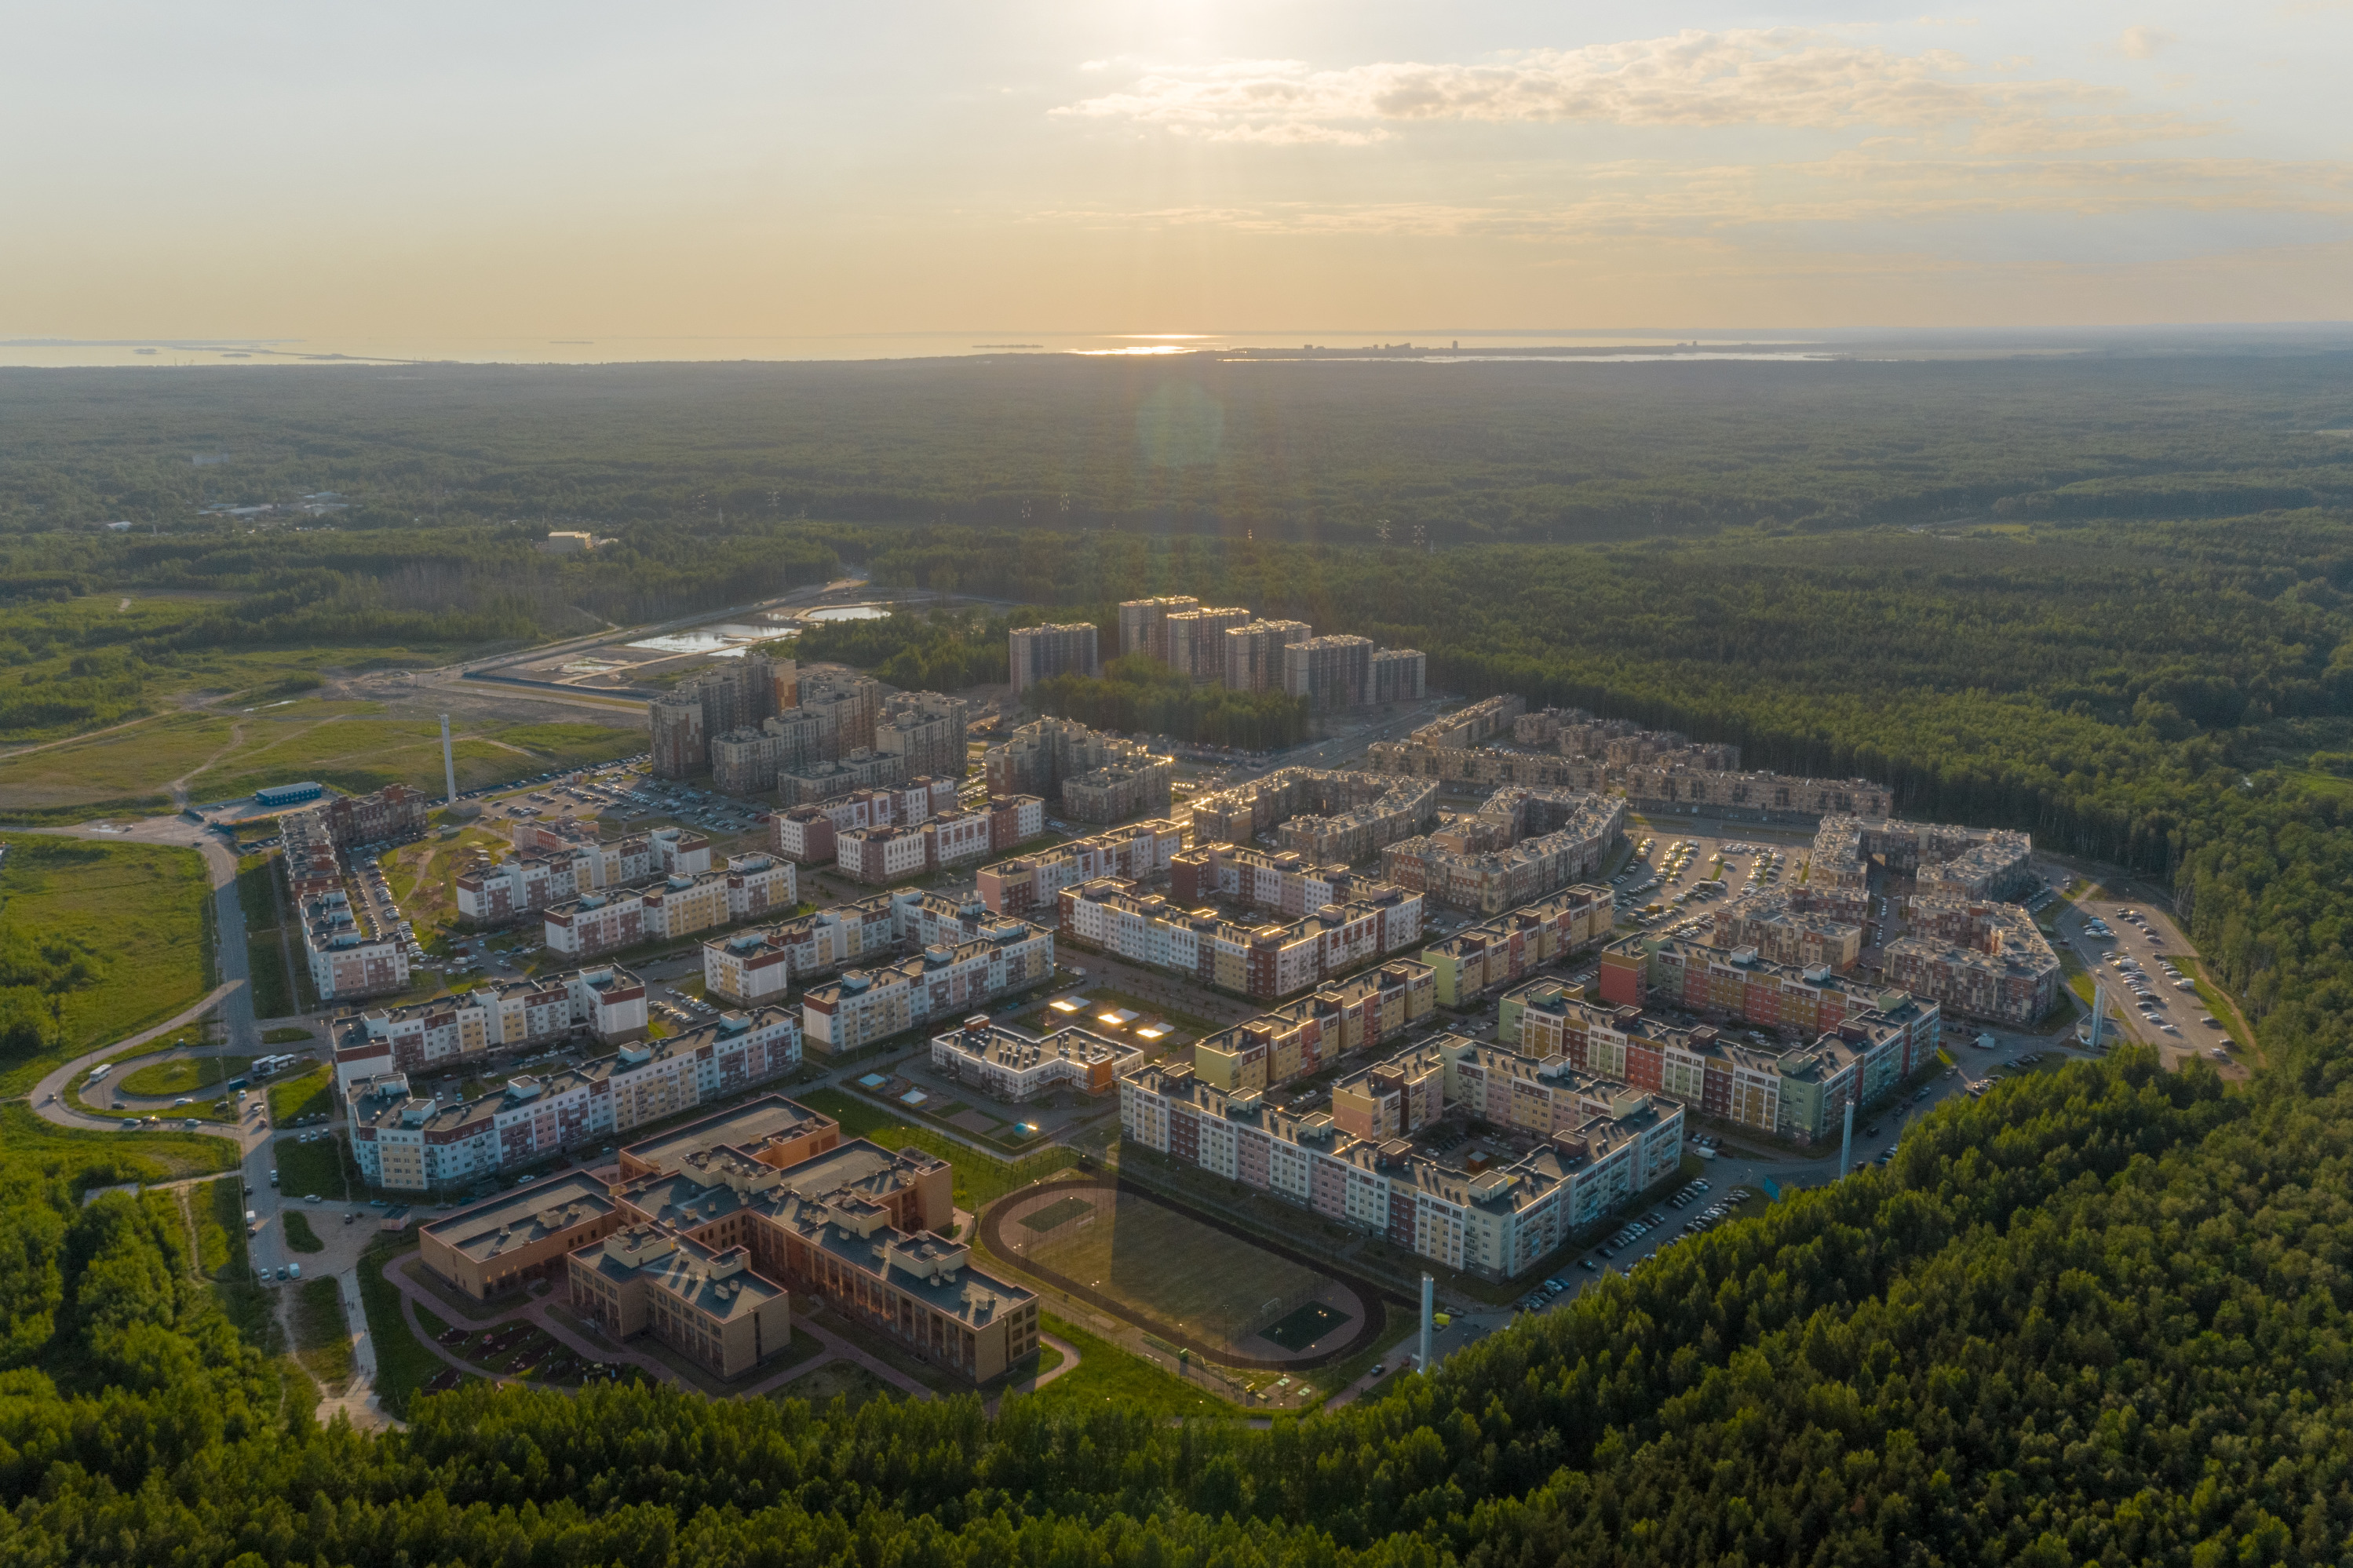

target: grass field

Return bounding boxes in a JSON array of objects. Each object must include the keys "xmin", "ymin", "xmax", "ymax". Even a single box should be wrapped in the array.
[
  {"xmin": 268, "ymin": 1067, "xmax": 334, "ymax": 1123},
  {"xmin": 236, "ymin": 856, "xmax": 302, "ymax": 1020},
  {"xmin": 290, "ymin": 1277, "xmax": 356, "ymax": 1393},
  {"xmin": 121, "ymin": 1053, "xmax": 250, "ymax": 1098},
  {"xmin": 0, "ymin": 1103, "xmax": 239, "ymax": 1187},
  {"xmin": 273, "ymin": 1135, "xmax": 360, "ymax": 1200},
  {"xmin": 0, "ymin": 835, "xmax": 213, "ymax": 1095},
  {"xmin": 283, "ymin": 1211, "xmax": 326, "ymax": 1253},
  {"xmin": 780, "ymin": 1359, "xmax": 903, "ymax": 1412},
  {"xmin": 1013, "ymin": 1186, "xmax": 1330, "ymax": 1353},
  {"xmin": 1021, "ymin": 1314, "xmax": 1233, "ymax": 1420},
  {"xmin": 796, "ymin": 1086, "xmax": 1078, "ymax": 1210},
  {"xmin": 377, "ymin": 824, "xmax": 513, "ymax": 949},
  {"xmin": 359, "ymin": 1240, "xmax": 443, "ymax": 1417},
  {"xmin": 0, "ymin": 689, "xmax": 643, "ymax": 812}
]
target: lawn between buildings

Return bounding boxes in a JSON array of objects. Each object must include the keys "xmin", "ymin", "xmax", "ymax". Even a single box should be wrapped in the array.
[{"xmin": 793, "ymin": 1085, "xmax": 1078, "ymax": 1211}]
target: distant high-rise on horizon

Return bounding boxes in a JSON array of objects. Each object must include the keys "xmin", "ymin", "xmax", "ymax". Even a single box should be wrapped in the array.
[{"xmin": 1009, "ymin": 622, "xmax": 1100, "ymax": 694}]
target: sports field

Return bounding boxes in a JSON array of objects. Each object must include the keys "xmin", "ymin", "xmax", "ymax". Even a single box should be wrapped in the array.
[{"xmin": 998, "ymin": 1183, "xmax": 1353, "ymax": 1357}]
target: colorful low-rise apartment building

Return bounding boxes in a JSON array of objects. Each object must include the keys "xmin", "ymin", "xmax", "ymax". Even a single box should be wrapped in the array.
[
  {"xmin": 542, "ymin": 854, "xmax": 796, "ymax": 958},
  {"xmin": 1380, "ymin": 789, "xmax": 1625, "ymax": 915},
  {"xmin": 800, "ymin": 921, "xmax": 1056, "ymax": 1055},
  {"xmin": 1118, "ymin": 1041, "xmax": 1683, "ymax": 1279},
  {"xmin": 769, "ymin": 778, "xmax": 965, "ymax": 863},
  {"xmin": 702, "ymin": 894, "xmax": 903, "ymax": 1005},
  {"xmin": 1512, "ymin": 957, "xmax": 1941, "ymax": 1141},
  {"xmin": 348, "ymin": 1006, "xmax": 802, "ymax": 1191},
  {"xmin": 300, "ymin": 890, "xmax": 410, "ymax": 1001},
  {"xmin": 1425, "ymin": 884, "xmax": 1616, "ymax": 1006},
  {"xmin": 1189, "ymin": 960, "xmax": 1436, "ymax": 1093},
  {"xmin": 1883, "ymin": 895, "xmax": 2060, "ymax": 1026},
  {"xmin": 701, "ymin": 889, "xmax": 1055, "ymax": 1009},
  {"xmin": 975, "ymin": 819, "xmax": 1187, "ymax": 917},
  {"xmin": 1057, "ymin": 876, "xmax": 1424, "ymax": 1001},
  {"xmin": 418, "ymin": 1092, "xmax": 1040, "ymax": 1384},
  {"xmin": 330, "ymin": 963, "xmax": 650, "ymax": 1085}
]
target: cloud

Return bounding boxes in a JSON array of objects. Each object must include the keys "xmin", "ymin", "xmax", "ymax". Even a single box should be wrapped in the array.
[
  {"xmin": 1025, "ymin": 156, "xmax": 2353, "ymax": 240},
  {"xmin": 2120, "ymin": 25, "xmax": 2177, "ymax": 58},
  {"xmin": 1055, "ymin": 30, "xmax": 2214, "ymax": 153}
]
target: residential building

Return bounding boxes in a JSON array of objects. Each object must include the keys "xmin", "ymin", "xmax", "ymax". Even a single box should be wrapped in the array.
[
  {"xmin": 1171, "ymin": 843, "xmax": 1401, "ymax": 917},
  {"xmin": 1058, "ymin": 875, "xmax": 1424, "ymax": 1001},
  {"xmin": 1191, "ymin": 960, "xmax": 1436, "ymax": 1092},
  {"xmin": 1713, "ymin": 892, "xmax": 1866, "ymax": 972},
  {"xmin": 1884, "ymin": 896, "xmax": 2060, "ymax": 1026},
  {"xmin": 1281, "ymin": 635, "xmax": 1373, "ymax": 711},
  {"xmin": 1224, "ymin": 618, "xmax": 1311, "ymax": 692},
  {"xmin": 797, "ymin": 669, "xmax": 882, "ymax": 757},
  {"xmin": 1381, "ymin": 789, "xmax": 1627, "ymax": 914},
  {"xmin": 348, "ymin": 1007, "xmax": 804, "ymax": 1192},
  {"xmin": 1118, "ymin": 1045, "xmax": 1683, "ymax": 1280},
  {"xmin": 770, "ymin": 779, "xmax": 962, "ymax": 862},
  {"xmin": 301, "ymin": 890, "xmax": 409, "ymax": 1001},
  {"xmin": 1185, "ymin": 768, "xmax": 1439, "ymax": 863},
  {"xmin": 930, "ymin": 1016, "xmax": 1143, "ymax": 1100},
  {"xmin": 1008, "ymin": 622, "xmax": 1100, "ymax": 694},
  {"xmin": 874, "ymin": 691, "xmax": 972, "ymax": 779},
  {"xmin": 802, "ymin": 921, "xmax": 1056, "ymax": 1054},
  {"xmin": 650, "ymin": 653, "xmax": 796, "ymax": 779},
  {"xmin": 1422, "ymin": 884, "xmax": 1617, "ymax": 1006},
  {"xmin": 291, "ymin": 782, "xmax": 429, "ymax": 848},
  {"xmin": 975, "ymin": 819, "xmax": 1186, "ymax": 917},
  {"xmin": 777, "ymin": 748, "xmax": 907, "ymax": 808},
  {"xmin": 1808, "ymin": 817, "xmax": 2037, "ymax": 911},
  {"xmin": 1164, "ymin": 606, "xmax": 1253, "ymax": 681},
  {"xmin": 651, "ymin": 694, "xmax": 707, "ymax": 780},
  {"xmin": 1118, "ymin": 596, "xmax": 1199, "ymax": 660},
  {"xmin": 1370, "ymin": 647, "xmax": 1427, "ymax": 705},
  {"xmin": 982, "ymin": 716, "xmax": 1173, "ymax": 823},
  {"xmin": 332, "ymin": 962, "xmax": 649, "ymax": 1084},
  {"xmin": 701, "ymin": 895, "xmax": 903, "ymax": 1005}
]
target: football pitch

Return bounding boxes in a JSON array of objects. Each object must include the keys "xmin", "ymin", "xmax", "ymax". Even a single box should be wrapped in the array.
[{"xmin": 1001, "ymin": 1183, "xmax": 1347, "ymax": 1355}]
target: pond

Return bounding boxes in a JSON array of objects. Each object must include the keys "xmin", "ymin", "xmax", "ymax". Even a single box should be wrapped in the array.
[{"xmin": 802, "ymin": 604, "xmax": 892, "ymax": 622}]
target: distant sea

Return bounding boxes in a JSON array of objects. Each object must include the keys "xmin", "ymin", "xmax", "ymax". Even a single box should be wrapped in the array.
[{"xmin": 2, "ymin": 324, "xmax": 2344, "ymax": 369}]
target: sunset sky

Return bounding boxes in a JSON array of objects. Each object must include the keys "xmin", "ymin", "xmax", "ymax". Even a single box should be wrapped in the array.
[{"xmin": 8, "ymin": 1, "xmax": 2349, "ymax": 342}]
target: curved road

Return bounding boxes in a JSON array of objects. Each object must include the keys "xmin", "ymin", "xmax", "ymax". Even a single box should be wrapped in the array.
[{"xmin": 10, "ymin": 817, "xmax": 371, "ymax": 1412}]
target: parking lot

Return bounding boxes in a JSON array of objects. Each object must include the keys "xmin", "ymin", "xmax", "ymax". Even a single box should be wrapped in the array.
[
  {"xmin": 2046, "ymin": 884, "xmax": 2238, "ymax": 1073},
  {"xmin": 1611, "ymin": 819, "xmax": 1819, "ymax": 935}
]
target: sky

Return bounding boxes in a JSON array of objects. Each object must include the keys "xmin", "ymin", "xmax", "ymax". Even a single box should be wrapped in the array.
[{"xmin": 5, "ymin": 0, "xmax": 2351, "ymax": 345}]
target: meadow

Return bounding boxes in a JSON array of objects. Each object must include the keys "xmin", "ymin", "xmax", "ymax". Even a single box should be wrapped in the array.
[
  {"xmin": 0, "ymin": 834, "xmax": 212, "ymax": 1093},
  {"xmin": 0, "ymin": 695, "xmax": 641, "ymax": 814}
]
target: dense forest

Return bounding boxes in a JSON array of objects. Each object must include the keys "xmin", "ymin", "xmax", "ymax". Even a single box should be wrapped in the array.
[
  {"xmin": 1023, "ymin": 653, "xmax": 1315, "ymax": 751},
  {"xmin": 13, "ymin": 357, "xmax": 2353, "ymax": 1563},
  {"xmin": 4, "ymin": 352, "xmax": 2352, "ymax": 545}
]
